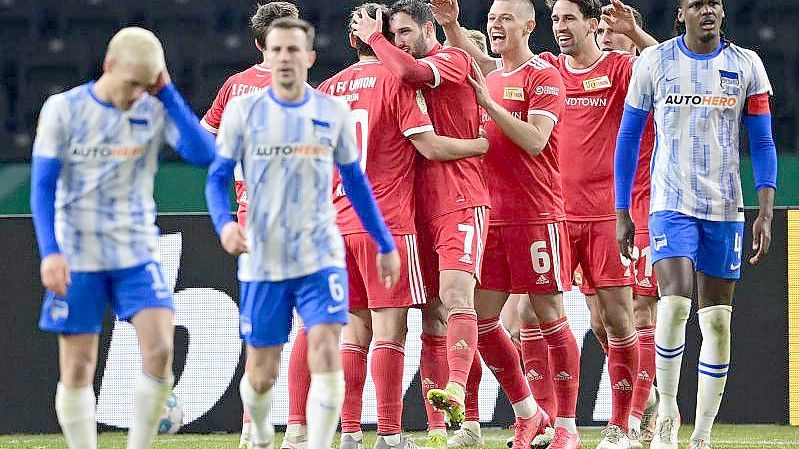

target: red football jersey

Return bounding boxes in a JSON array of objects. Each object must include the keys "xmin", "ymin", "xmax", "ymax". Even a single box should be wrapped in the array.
[
  {"xmin": 630, "ymin": 115, "xmax": 656, "ymax": 230},
  {"xmin": 539, "ymin": 51, "xmax": 636, "ymax": 221},
  {"xmin": 483, "ymin": 56, "xmax": 567, "ymax": 225},
  {"xmin": 201, "ymin": 64, "xmax": 272, "ymax": 218},
  {"xmin": 319, "ymin": 60, "xmax": 434, "ymax": 235},
  {"xmin": 416, "ymin": 44, "xmax": 490, "ymax": 222}
]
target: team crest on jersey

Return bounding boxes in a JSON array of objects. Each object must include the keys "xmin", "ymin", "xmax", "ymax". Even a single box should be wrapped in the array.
[
  {"xmin": 583, "ymin": 75, "xmax": 611, "ymax": 91},
  {"xmin": 719, "ymin": 70, "xmax": 741, "ymax": 95},
  {"xmin": 312, "ymin": 119, "xmax": 334, "ymax": 147},
  {"xmin": 128, "ymin": 117, "xmax": 149, "ymax": 127},
  {"xmin": 504, "ymin": 87, "xmax": 525, "ymax": 101},
  {"xmin": 416, "ymin": 90, "xmax": 429, "ymax": 114}
]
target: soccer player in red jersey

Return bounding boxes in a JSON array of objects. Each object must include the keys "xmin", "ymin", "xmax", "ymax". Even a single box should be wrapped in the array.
[
  {"xmin": 200, "ymin": 4, "xmax": 300, "ymax": 449},
  {"xmin": 202, "ymin": 2, "xmax": 299, "ymax": 230},
  {"xmin": 351, "ymin": 1, "xmax": 493, "ymax": 445},
  {"xmin": 535, "ymin": 0, "xmax": 656, "ymax": 447},
  {"xmin": 317, "ymin": 5, "xmax": 490, "ymax": 449},
  {"xmin": 432, "ymin": 1, "xmax": 581, "ymax": 448},
  {"xmin": 596, "ymin": 4, "xmax": 659, "ymax": 446}
]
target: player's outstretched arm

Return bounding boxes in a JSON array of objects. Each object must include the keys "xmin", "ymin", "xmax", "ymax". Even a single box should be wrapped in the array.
[
  {"xmin": 431, "ymin": 0, "xmax": 497, "ymax": 75},
  {"xmin": 744, "ymin": 95, "xmax": 778, "ymax": 266},
  {"xmin": 410, "ymin": 132, "xmax": 488, "ymax": 161},
  {"xmin": 337, "ymin": 161, "xmax": 400, "ymax": 287},
  {"xmin": 468, "ymin": 64, "xmax": 553, "ymax": 156},
  {"xmin": 601, "ymin": 0, "xmax": 658, "ymax": 51},
  {"xmin": 152, "ymin": 70, "xmax": 215, "ymax": 167},
  {"xmin": 351, "ymin": 8, "xmax": 436, "ymax": 87}
]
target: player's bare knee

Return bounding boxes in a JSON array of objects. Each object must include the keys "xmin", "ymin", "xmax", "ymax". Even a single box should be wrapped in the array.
[
  {"xmin": 421, "ymin": 306, "xmax": 447, "ymax": 335},
  {"xmin": 308, "ymin": 342, "xmax": 341, "ymax": 373},
  {"xmin": 517, "ymin": 297, "xmax": 539, "ymax": 323},
  {"xmin": 633, "ymin": 302, "xmax": 656, "ymax": 328},
  {"xmin": 440, "ymin": 285, "xmax": 473, "ymax": 311},
  {"xmin": 141, "ymin": 339, "xmax": 173, "ymax": 373},
  {"xmin": 60, "ymin": 358, "xmax": 96, "ymax": 387}
]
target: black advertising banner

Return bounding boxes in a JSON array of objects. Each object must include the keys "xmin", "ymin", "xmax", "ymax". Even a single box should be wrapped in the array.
[{"xmin": 0, "ymin": 210, "xmax": 789, "ymax": 433}]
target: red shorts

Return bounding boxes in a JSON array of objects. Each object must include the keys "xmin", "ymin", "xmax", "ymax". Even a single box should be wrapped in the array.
[
  {"xmin": 632, "ymin": 230, "xmax": 659, "ymax": 297},
  {"xmin": 345, "ymin": 233, "xmax": 427, "ymax": 309},
  {"xmin": 567, "ymin": 219, "xmax": 633, "ymax": 290},
  {"xmin": 575, "ymin": 231, "xmax": 657, "ymax": 297},
  {"xmin": 481, "ymin": 222, "xmax": 572, "ymax": 294},
  {"xmin": 573, "ymin": 264, "xmax": 595, "ymax": 296},
  {"xmin": 418, "ymin": 207, "xmax": 489, "ymax": 298}
]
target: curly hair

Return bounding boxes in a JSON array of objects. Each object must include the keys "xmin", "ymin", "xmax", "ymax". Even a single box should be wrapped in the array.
[{"xmin": 252, "ymin": 2, "xmax": 300, "ymax": 48}]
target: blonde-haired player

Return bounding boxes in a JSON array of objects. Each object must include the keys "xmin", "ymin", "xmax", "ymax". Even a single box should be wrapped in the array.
[{"xmin": 32, "ymin": 26, "xmax": 214, "ymax": 449}]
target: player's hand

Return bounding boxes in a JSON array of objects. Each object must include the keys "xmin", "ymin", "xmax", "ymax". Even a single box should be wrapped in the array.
[
  {"xmin": 149, "ymin": 68, "xmax": 172, "ymax": 95},
  {"xmin": 467, "ymin": 60, "xmax": 491, "ymax": 108},
  {"xmin": 351, "ymin": 7, "xmax": 383, "ymax": 44},
  {"xmin": 431, "ymin": 0, "xmax": 460, "ymax": 26},
  {"xmin": 377, "ymin": 250, "xmax": 401, "ymax": 289},
  {"xmin": 601, "ymin": 0, "xmax": 637, "ymax": 37},
  {"xmin": 749, "ymin": 212, "xmax": 773, "ymax": 266},
  {"xmin": 41, "ymin": 253, "xmax": 71, "ymax": 297},
  {"xmin": 220, "ymin": 222, "xmax": 248, "ymax": 256},
  {"xmin": 616, "ymin": 209, "xmax": 636, "ymax": 261}
]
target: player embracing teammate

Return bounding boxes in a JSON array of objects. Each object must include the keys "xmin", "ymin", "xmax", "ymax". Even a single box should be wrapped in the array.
[{"xmin": 435, "ymin": 0, "xmax": 586, "ymax": 447}]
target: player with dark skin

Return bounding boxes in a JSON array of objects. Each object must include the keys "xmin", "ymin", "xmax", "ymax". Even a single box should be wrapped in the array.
[{"xmin": 616, "ymin": 0, "xmax": 773, "ymax": 312}]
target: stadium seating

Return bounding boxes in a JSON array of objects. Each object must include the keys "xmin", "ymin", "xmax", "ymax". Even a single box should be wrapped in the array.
[{"xmin": 0, "ymin": 0, "xmax": 795, "ymax": 161}]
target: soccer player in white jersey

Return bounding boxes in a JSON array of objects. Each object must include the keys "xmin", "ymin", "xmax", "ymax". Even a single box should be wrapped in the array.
[
  {"xmin": 30, "ymin": 27, "xmax": 215, "ymax": 449},
  {"xmin": 205, "ymin": 18, "xmax": 401, "ymax": 449},
  {"xmin": 615, "ymin": 1, "xmax": 778, "ymax": 448}
]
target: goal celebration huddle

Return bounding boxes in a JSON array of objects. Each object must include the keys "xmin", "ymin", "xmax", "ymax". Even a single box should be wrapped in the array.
[{"xmin": 29, "ymin": 1, "xmax": 778, "ymax": 449}]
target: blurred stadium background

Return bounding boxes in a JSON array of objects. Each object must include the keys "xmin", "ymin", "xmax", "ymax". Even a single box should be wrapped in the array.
[
  {"xmin": 1, "ymin": 0, "xmax": 798, "ymax": 444},
  {"xmin": 0, "ymin": 0, "xmax": 797, "ymax": 212}
]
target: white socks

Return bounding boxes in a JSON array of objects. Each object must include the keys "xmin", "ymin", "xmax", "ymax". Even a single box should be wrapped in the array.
[
  {"xmin": 511, "ymin": 395, "xmax": 538, "ymax": 419},
  {"xmin": 692, "ymin": 305, "xmax": 732, "ymax": 442},
  {"xmin": 629, "ymin": 415, "xmax": 642, "ymax": 434},
  {"xmin": 55, "ymin": 382, "xmax": 97, "ymax": 449},
  {"xmin": 240, "ymin": 375, "xmax": 275, "ymax": 446},
  {"xmin": 554, "ymin": 417, "xmax": 578, "ymax": 433},
  {"xmin": 127, "ymin": 371, "xmax": 174, "ymax": 449},
  {"xmin": 306, "ymin": 371, "xmax": 345, "ymax": 449},
  {"xmin": 655, "ymin": 295, "xmax": 692, "ymax": 418}
]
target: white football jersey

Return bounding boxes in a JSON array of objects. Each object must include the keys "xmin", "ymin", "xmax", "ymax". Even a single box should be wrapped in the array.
[
  {"xmin": 625, "ymin": 37, "xmax": 772, "ymax": 222},
  {"xmin": 32, "ymin": 82, "xmax": 179, "ymax": 271},
  {"xmin": 216, "ymin": 87, "xmax": 359, "ymax": 282}
]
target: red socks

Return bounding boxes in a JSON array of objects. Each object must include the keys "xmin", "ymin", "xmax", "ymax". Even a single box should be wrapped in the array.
[
  {"xmin": 465, "ymin": 351, "xmax": 482, "ymax": 422},
  {"xmin": 340, "ymin": 343, "xmax": 368, "ymax": 434},
  {"xmin": 607, "ymin": 332, "xmax": 640, "ymax": 430},
  {"xmin": 420, "ymin": 333, "xmax": 448, "ymax": 431},
  {"xmin": 541, "ymin": 317, "xmax": 580, "ymax": 419},
  {"xmin": 372, "ymin": 341, "xmax": 405, "ymax": 435},
  {"xmin": 286, "ymin": 329, "xmax": 310, "ymax": 426},
  {"xmin": 477, "ymin": 317, "xmax": 531, "ymax": 404},
  {"xmin": 447, "ymin": 309, "xmax": 478, "ymax": 387},
  {"xmin": 520, "ymin": 324, "xmax": 557, "ymax": 420},
  {"xmin": 631, "ymin": 326, "xmax": 655, "ymax": 419}
]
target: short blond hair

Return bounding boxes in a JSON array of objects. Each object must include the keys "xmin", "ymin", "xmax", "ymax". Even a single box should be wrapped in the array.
[
  {"xmin": 106, "ymin": 27, "xmax": 166, "ymax": 79},
  {"xmin": 445, "ymin": 28, "xmax": 488, "ymax": 55}
]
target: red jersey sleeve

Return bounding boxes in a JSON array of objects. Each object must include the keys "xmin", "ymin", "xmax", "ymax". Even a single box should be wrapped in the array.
[
  {"xmin": 537, "ymin": 51, "xmax": 558, "ymax": 65},
  {"xmin": 419, "ymin": 47, "xmax": 471, "ymax": 88},
  {"xmin": 393, "ymin": 82, "xmax": 434, "ymax": 137},
  {"xmin": 318, "ymin": 77, "xmax": 335, "ymax": 95},
  {"xmin": 526, "ymin": 66, "xmax": 566, "ymax": 125},
  {"xmin": 201, "ymin": 76, "xmax": 234, "ymax": 134}
]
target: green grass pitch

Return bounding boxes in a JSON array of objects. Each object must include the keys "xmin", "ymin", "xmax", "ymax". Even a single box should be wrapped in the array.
[{"xmin": 2, "ymin": 425, "xmax": 798, "ymax": 449}]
